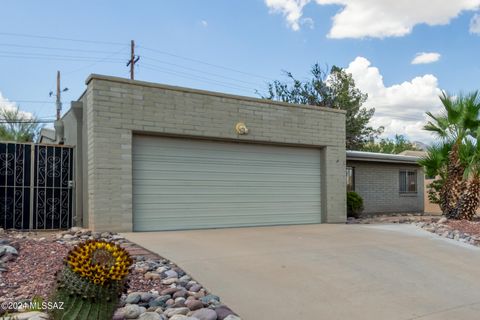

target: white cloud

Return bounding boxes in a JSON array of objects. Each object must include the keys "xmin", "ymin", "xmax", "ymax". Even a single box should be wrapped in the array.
[
  {"xmin": 201, "ymin": 20, "xmax": 208, "ymax": 27},
  {"xmin": 265, "ymin": 0, "xmax": 480, "ymax": 38},
  {"xmin": 345, "ymin": 57, "xmax": 443, "ymax": 143},
  {"xmin": 411, "ymin": 52, "xmax": 441, "ymax": 65},
  {"xmin": 265, "ymin": 0, "xmax": 310, "ymax": 31},
  {"xmin": 0, "ymin": 92, "xmax": 34, "ymax": 119},
  {"xmin": 470, "ymin": 13, "xmax": 480, "ymax": 33}
]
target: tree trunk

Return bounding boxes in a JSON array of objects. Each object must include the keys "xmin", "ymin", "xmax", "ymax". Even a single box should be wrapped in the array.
[
  {"xmin": 442, "ymin": 144, "xmax": 465, "ymax": 218},
  {"xmin": 452, "ymin": 177, "xmax": 480, "ymax": 220}
]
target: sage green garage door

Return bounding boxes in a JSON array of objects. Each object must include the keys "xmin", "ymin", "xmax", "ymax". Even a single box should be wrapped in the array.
[{"xmin": 132, "ymin": 135, "xmax": 321, "ymax": 231}]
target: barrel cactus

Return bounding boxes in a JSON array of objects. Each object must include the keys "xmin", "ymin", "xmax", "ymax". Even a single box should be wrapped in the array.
[{"xmin": 50, "ymin": 240, "xmax": 133, "ymax": 320}]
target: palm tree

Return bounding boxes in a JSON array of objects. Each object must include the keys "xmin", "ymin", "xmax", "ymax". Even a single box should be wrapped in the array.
[
  {"xmin": 450, "ymin": 131, "xmax": 480, "ymax": 220},
  {"xmin": 423, "ymin": 91, "xmax": 480, "ymax": 218},
  {"xmin": 418, "ymin": 142, "xmax": 451, "ymax": 205}
]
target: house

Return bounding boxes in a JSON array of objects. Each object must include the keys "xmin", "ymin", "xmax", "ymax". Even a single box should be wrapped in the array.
[
  {"xmin": 55, "ymin": 74, "xmax": 347, "ymax": 232},
  {"xmin": 346, "ymin": 150, "xmax": 424, "ymax": 214},
  {"xmin": 38, "ymin": 128, "xmax": 56, "ymax": 144}
]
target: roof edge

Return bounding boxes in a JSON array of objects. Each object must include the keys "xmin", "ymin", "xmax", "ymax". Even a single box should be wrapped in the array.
[{"xmin": 85, "ymin": 74, "xmax": 346, "ymax": 115}]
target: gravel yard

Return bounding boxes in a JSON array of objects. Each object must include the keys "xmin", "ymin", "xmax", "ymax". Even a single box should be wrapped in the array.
[
  {"xmin": 0, "ymin": 228, "xmax": 240, "ymax": 320},
  {"xmin": 349, "ymin": 213, "xmax": 480, "ymax": 246}
]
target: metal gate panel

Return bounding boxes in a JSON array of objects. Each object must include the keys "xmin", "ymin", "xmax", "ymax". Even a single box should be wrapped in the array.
[
  {"xmin": 0, "ymin": 143, "xmax": 31, "ymax": 229},
  {"xmin": 33, "ymin": 145, "xmax": 73, "ymax": 229},
  {"xmin": 0, "ymin": 142, "xmax": 73, "ymax": 230}
]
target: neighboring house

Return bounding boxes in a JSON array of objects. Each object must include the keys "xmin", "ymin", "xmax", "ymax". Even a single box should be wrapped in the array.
[
  {"xmin": 399, "ymin": 150, "xmax": 442, "ymax": 214},
  {"xmin": 346, "ymin": 151, "xmax": 425, "ymax": 214},
  {"xmin": 38, "ymin": 128, "xmax": 56, "ymax": 144},
  {"xmin": 51, "ymin": 74, "xmax": 347, "ymax": 232}
]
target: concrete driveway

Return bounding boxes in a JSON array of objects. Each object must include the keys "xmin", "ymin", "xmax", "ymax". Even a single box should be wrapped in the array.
[{"xmin": 124, "ymin": 224, "xmax": 480, "ymax": 320}]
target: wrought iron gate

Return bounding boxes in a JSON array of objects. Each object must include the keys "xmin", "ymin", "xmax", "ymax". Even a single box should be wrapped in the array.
[{"xmin": 0, "ymin": 142, "xmax": 74, "ymax": 230}]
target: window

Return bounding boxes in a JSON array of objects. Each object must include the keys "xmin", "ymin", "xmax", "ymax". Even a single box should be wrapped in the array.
[
  {"xmin": 399, "ymin": 170, "xmax": 417, "ymax": 193},
  {"xmin": 346, "ymin": 166, "xmax": 355, "ymax": 192}
]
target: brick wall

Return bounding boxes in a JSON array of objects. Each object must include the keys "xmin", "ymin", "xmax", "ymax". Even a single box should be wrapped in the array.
[
  {"xmin": 81, "ymin": 75, "xmax": 346, "ymax": 231},
  {"xmin": 347, "ymin": 160, "xmax": 424, "ymax": 214}
]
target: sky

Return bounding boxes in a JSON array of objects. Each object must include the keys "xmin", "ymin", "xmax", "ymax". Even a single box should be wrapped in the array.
[{"xmin": 0, "ymin": 0, "xmax": 480, "ymax": 143}]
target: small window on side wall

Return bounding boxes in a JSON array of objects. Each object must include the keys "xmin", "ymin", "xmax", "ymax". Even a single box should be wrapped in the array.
[
  {"xmin": 346, "ymin": 166, "xmax": 355, "ymax": 192},
  {"xmin": 399, "ymin": 170, "xmax": 417, "ymax": 193}
]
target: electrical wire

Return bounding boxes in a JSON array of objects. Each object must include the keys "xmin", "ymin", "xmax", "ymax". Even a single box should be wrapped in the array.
[
  {"xmin": 139, "ymin": 63, "xmax": 257, "ymax": 94},
  {"xmin": 139, "ymin": 46, "xmax": 275, "ymax": 81},
  {"xmin": 0, "ymin": 43, "xmax": 126, "ymax": 54},
  {"xmin": 142, "ymin": 56, "xmax": 266, "ymax": 88},
  {"xmin": 0, "ymin": 32, "xmax": 125, "ymax": 46}
]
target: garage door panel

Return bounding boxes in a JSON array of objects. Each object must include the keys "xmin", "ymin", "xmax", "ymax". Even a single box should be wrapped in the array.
[
  {"xmin": 133, "ymin": 136, "xmax": 321, "ymax": 231},
  {"xmin": 133, "ymin": 186, "xmax": 320, "ymax": 196},
  {"xmin": 133, "ymin": 163, "xmax": 319, "ymax": 175},
  {"xmin": 133, "ymin": 171, "xmax": 320, "ymax": 183},
  {"xmin": 134, "ymin": 212, "xmax": 321, "ymax": 231},
  {"xmin": 134, "ymin": 140, "xmax": 319, "ymax": 163}
]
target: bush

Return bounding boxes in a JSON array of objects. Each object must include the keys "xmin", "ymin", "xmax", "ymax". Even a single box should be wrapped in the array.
[{"xmin": 347, "ymin": 191, "xmax": 364, "ymax": 218}]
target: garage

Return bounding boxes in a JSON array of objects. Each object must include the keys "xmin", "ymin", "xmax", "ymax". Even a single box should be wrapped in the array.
[{"xmin": 132, "ymin": 135, "xmax": 322, "ymax": 231}]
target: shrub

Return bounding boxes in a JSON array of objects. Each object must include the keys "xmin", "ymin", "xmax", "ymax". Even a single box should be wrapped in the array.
[{"xmin": 347, "ymin": 191, "xmax": 364, "ymax": 218}]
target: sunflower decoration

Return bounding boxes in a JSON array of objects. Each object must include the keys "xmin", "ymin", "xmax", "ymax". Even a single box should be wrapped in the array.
[{"xmin": 66, "ymin": 240, "xmax": 133, "ymax": 286}]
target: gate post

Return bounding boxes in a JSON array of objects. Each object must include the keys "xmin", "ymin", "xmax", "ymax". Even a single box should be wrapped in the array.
[{"xmin": 29, "ymin": 143, "xmax": 35, "ymax": 229}]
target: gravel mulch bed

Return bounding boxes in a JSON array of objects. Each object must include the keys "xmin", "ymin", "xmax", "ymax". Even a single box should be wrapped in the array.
[
  {"xmin": 0, "ymin": 228, "xmax": 240, "ymax": 320},
  {"xmin": 348, "ymin": 213, "xmax": 480, "ymax": 247}
]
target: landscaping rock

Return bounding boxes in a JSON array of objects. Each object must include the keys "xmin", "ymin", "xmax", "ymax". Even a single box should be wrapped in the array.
[
  {"xmin": 185, "ymin": 299, "xmax": 204, "ymax": 311},
  {"xmin": 161, "ymin": 287, "xmax": 180, "ymax": 296},
  {"xmin": 170, "ymin": 315, "xmax": 198, "ymax": 320},
  {"xmin": 124, "ymin": 304, "xmax": 146, "ymax": 319},
  {"xmin": 192, "ymin": 308, "xmax": 218, "ymax": 320},
  {"xmin": 200, "ymin": 294, "xmax": 220, "ymax": 305},
  {"xmin": 164, "ymin": 269, "xmax": 178, "ymax": 278},
  {"xmin": 0, "ymin": 245, "xmax": 18, "ymax": 256},
  {"xmin": 189, "ymin": 284, "xmax": 202, "ymax": 292},
  {"xmin": 126, "ymin": 292, "xmax": 142, "ymax": 304},
  {"xmin": 438, "ymin": 217, "xmax": 448, "ymax": 224},
  {"xmin": 215, "ymin": 305, "xmax": 237, "ymax": 320},
  {"xmin": 2, "ymin": 311, "xmax": 49, "ymax": 320},
  {"xmin": 164, "ymin": 307, "xmax": 190, "ymax": 317},
  {"xmin": 138, "ymin": 311, "xmax": 162, "ymax": 320},
  {"xmin": 145, "ymin": 271, "xmax": 161, "ymax": 280},
  {"xmin": 162, "ymin": 277, "xmax": 178, "ymax": 285},
  {"xmin": 149, "ymin": 295, "xmax": 171, "ymax": 308},
  {"xmin": 224, "ymin": 316, "xmax": 242, "ymax": 320}
]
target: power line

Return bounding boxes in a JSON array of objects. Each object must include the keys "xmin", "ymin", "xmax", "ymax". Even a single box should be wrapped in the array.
[
  {"xmin": 142, "ymin": 56, "xmax": 266, "ymax": 88},
  {"xmin": 0, "ymin": 120, "xmax": 55, "ymax": 124},
  {"xmin": 4, "ymin": 100, "xmax": 56, "ymax": 104},
  {"xmin": 0, "ymin": 54, "xmax": 124, "ymax": 63},
  {"xmin": 0, "ymin": 43, "xmax": 125, "ymax": 54},
  {"xmin": 0, "ymin": 50, "xmax": 125, "ymax": 61},
  {"xmin": 0, "ymin": 32, "xmax": 125, "ymax": 46},
  {"xmin": 139, "ymin": 45, "xmax": 275, "ymax": 81},
  {"xmin": 140, "ymin": 63, "xmax": 257, "ymax": 93},
  {"xmin": 64, "ymin": 45, "xmax": 129, "ymax": 76}
]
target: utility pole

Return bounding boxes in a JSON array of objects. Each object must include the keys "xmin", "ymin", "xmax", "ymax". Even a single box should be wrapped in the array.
[
  {"xmin": 126, "ymin": 40, "xmax": 140, "ymax": 80},
  {"xmin": 50, "ymin": 71, "xmax": 68, "ymax": 145},
  {"xmin": 56, "ymin": 70, "xmax": 61, "ymax": 120}
]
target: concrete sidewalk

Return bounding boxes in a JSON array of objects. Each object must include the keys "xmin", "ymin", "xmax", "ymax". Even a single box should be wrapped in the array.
[{"xmin": 124, "ymin": 224, "xmax": 480, "ymax": 320}]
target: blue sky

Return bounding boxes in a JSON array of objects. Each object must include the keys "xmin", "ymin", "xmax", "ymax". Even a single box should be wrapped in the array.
[{"xmin": 1, "ymin": 0, "xmax": 479, "ymax": 141}]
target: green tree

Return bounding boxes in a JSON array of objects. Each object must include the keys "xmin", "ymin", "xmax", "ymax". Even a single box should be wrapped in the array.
[
  {"xmin": 261, "ymin": 64, "xmax": 382, "ymax": 150},
  {"xmin": 0, "ymin": 107, "xmax": 42, "ymax": 142},
  {"xmin": 420, "ymin": 91, "xmax": 480, "ymax": 219},
  {"xmin": 361, "ymin": 134, "xmax": 421, "ymax": 154}
]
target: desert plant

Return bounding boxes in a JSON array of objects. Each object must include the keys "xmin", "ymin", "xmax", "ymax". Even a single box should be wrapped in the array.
[
  {"xmin": 347, "ymin": 191, "xmax": 364, "ymax": 218},
  {"xmin": 50, "ymin": 240, "xmax": 133, "ymax": 320},
  {"xmin": 423, "ymin": 91, "xmax": 480, "ymax": 218}
]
